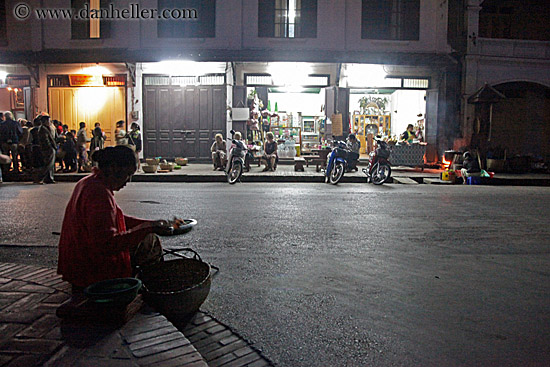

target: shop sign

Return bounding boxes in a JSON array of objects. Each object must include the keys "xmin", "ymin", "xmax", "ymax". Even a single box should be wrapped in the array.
[{"xmin": 69, "ymin": 74, "xmax": 103, "ymax": 87}]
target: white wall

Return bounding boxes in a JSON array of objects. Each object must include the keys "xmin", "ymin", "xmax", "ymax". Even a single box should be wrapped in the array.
[{"xmin": 390, "ymin": 90, "xmax": 426, "ymax": 137}]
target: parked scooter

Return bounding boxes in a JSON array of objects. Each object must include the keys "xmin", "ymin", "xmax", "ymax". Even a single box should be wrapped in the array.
[
  {"xmin": 363, "ymin": 136, "xmax": 392, "ymax": 185},
  {"xmin": 226, "ymin": 130, "xmax": 247, "ymax": 184},
  {"xmin": 324, "ymin": 140, "xmax": 350, "ymax": 185}
]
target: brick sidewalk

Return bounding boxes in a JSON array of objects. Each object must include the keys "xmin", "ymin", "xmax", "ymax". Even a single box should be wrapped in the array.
[
  {"xmin": 0, "ymin": 262, "xmax": 207, "ymax": 367},
  {"xmin": 0, "ymin": 262, "xmax": 275, "ymax": 367}
]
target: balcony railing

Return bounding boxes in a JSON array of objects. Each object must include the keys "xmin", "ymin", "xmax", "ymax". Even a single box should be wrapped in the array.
[{"xmin": 476, "ymin": 38, "xmax": 550, "ymax": 60}]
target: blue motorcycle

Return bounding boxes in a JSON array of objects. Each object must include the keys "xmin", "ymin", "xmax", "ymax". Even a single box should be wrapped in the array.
[{"xmin": 324, "ymin": 141, "xmax": 350, "ymax": 185}]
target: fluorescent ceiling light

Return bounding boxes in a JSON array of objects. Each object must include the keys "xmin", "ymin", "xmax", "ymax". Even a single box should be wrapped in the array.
[
  {"xmin": 0, "ymin": 71, "xmax": 8, "ymax": 83},
  {"xmin": 146, "ymin": 61, "xmax": 225, "ymax": 76},
  {"xmin": 345, "ymin": 64, "xmax": 390, "ymax": 88},
  {"xmin": 80, "ymin": 64, "xmax": 112, "ymax": 76},
  {"xmin": 268, "ymin": 62, "xmax": 312, "ymax": 87}
]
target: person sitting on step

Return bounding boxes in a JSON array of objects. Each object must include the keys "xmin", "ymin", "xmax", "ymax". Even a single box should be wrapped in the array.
[
  {"xmin": 262, "ymin": 132, "xmax": 278, "ymax": 172},
  {"xmin": 211, "ymin": 133, "xmax": 227, "ymax": 171}
]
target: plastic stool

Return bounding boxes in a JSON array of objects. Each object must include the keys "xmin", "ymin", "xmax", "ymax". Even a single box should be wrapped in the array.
[{"xmin": 467, "ymin": 176, "xmax": 481, "ymax": 185}]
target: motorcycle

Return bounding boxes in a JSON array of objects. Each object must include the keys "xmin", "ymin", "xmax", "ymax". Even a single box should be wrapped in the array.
[
  {"xmin": 225, "ymin": 130, "xmax": 247, "ymax": 184},
  {"xmin": 363, "ymin": 137, "xmax": 392, "ymax": 185},
  {"xmin": 324, "ymin": 140, "xmax": 350, "ymax": 185}
]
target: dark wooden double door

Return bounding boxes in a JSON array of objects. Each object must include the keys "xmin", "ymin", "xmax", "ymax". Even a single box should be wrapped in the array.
[{"xmin": 143, "ymin": 85, "xmax": 226, "ymax": 159}]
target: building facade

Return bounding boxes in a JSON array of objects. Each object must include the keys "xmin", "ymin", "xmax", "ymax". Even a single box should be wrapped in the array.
[
  {"xmin": 1, "ymin": 0, "xmax": 461, "ymax": 162},
  {"xmin": 457, "ymin": 0, "xmax": 550, "ymax": 163}
]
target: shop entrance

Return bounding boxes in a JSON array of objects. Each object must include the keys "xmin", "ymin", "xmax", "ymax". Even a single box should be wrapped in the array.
[
  {"xmin": 48, "ymin": 86, "xmax": 126, "ymax": 145},
  {"xmin": 143, "ymin": 84, "xmax": 226, "ymax": 159}
]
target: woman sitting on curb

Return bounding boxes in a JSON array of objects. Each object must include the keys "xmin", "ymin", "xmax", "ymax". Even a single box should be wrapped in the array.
[{"xmin": 57, "ymin": 146, "xmax": 172, "ymax": 293}]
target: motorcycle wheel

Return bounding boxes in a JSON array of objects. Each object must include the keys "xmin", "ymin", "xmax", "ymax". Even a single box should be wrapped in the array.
[
  {"xmin": 227, "ymin": 161, "xmax": 243, "ymax": 184},
  {"xmin": 329, "ymin": 162, "xmax": 344, "ymax": 185},
  {"xmin": 372, "ymin": 163, "xmax": 391, "ymax": 185}
]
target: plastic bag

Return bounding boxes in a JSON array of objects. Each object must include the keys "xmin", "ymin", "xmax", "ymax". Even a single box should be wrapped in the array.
[{"xmin": 480, "ymin": 169, "xmax": 490, "ymax": 178}]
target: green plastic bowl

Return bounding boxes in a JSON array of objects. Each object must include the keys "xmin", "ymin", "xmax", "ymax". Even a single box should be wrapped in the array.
[{"xmin": 84, "ymin": 278, "xmax": 142, "ymax": 306}]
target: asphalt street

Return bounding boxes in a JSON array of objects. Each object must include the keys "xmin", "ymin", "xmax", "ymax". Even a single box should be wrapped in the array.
[{"xmin": 1, "ymin": 182, "xmax": 549, "ymax": 366}]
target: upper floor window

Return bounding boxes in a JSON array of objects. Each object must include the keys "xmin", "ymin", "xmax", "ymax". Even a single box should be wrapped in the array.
[
  {"xmin": 361, "ymin": 0, "xmax": 420, "ymax": 41},
  {"xmin": 158, "ymin": 0, "xmax": 215, "ymax": 38},
  {"xmin": 0, "ymin": 0, "xmax": 8, "ymax": 45},
  {"xmin": 258, "ymin": 0, "xmax": 317, "ymax": 38},
  {"xmin": 71, "ymin": 0, "xmax": 111, "ymax": 39}
]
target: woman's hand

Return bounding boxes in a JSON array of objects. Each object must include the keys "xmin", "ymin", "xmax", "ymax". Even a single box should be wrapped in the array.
[{"xmin": 151, "ymin": 220, "xmax": 174, "ymax": 236}]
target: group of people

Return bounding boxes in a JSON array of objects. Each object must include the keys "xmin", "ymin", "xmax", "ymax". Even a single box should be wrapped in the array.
[
  {"xmin": 0, "ymin": 110, "xmax": 142, "ymax": 183},
  {"xmin": 210, "ymin": 131, "xmax": 279, "ymax": 172},
  {"xmin": 0, "ymin": 111, "xmax": 59, "ymax": 184}
]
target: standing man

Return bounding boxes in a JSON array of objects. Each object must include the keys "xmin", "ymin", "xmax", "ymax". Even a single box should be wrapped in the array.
[
  {"xmin": 0, "ymin": 111, "xmax": 23, "ymax": 173},
  {"xmin": 36, "ymin": 115, "xmax": 57, "ymax": 184},
  {"xmin": 76, "ymin": 122, "xmax": 90, "ymax": 172}
]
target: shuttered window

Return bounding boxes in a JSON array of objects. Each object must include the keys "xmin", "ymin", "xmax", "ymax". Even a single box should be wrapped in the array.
[
  {"xmin": 259, "ymin": 0, "xmax": 317, "ymax": 38},
  {"xmin": 158, "ymin": 0, "xmax": 215, "ymax": 38},
  {"xmin": 0, "ymin": 0, "xmax": 7, "ymax": 45},
  {"xmin": 71, "ymin": 0, "xmax": 111, "ymax": 39},
  {"xmin": 361, "ymin": 0, "xmax": 419, "ymax": 40}
]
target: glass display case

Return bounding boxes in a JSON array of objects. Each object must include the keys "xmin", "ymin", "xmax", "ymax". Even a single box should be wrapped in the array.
[
  {"xmin": 301, "ymin": 116, "xmax": 322, "ymax": 154},
  {"xmin": 270, "ymin": 125, "xmax": 301, "ymax": 157}
]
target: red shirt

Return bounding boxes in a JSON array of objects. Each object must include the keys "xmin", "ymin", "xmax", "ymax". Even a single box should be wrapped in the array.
[{"xmin": 58, "ymin": 168, "xmax": 152, "ymax": 288}]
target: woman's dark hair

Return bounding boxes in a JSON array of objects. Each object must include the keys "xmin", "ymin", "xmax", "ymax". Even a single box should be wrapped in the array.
[
  {"xmin": 79, "ymin": 121, "xmax": 86, "ymax": 128},
  {"xmin": 116, "ymin": 120, "xmax": 125, "ymax": 127},
  {"xmin": 91, "ymin": 146, "xmax": 137, "ymax": 171},
  {"xmin": 130, "ymin": 122, "xmax": 140, "ymax": 130},
  {"xmin": 93, "ymin": 126, "xmax": 102, "ymax": 136}
]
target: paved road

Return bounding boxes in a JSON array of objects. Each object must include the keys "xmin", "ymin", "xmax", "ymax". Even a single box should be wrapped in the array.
[{"xmin": 1, "ymin": 182, "xmax": 549, "ymax": 366}]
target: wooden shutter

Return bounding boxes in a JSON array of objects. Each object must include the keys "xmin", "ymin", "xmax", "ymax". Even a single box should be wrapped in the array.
[
  {"xmin": 71, "ymin": 0, "xmax": 89, "ymax": 39},
  {"xmin": 299, "ymin": 0, "xmax": 317, "ymax": 38},
  {"xmin": 198, "ymin": 0, "xmax": 216, "ymax": 37},
  {"xmin": 258, "ymin": 0, "xmax": 275, "ymax": 37},
  {"xmin": 361, "ymin": 0, "xmax": 391, "ymax": 40},
  {"xmin": 401, "ymin": 0, "xmax": 420, "ymax": 40},
  {"xmin": 0, "ymin": 0, "xmax": 7, "ymax": 45},
  {"xmin": 99, "ymin": 0, "xmax": 111, "ymax": 38}
]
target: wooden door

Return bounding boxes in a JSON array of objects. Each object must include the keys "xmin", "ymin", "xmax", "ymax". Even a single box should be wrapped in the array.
[
  {"xmin": 48, "ymin": 86, "xmax": 125, "ymax": 146},
  {"xmin": 143, "ymin": 85, "xmax": 226, "ymax": 159}
]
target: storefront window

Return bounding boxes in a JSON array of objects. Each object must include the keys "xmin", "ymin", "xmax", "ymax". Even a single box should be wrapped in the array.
[
  {"xmin": 157, "ymin": 0, "xmax": 215, "ymax": 38},
  {"xmin": 361, "ymin": 0, "xmax": 419, "ymax": 41},
  {"xmin": 259, "ymin": 0, "xmax": 317, "ymax": 38}
]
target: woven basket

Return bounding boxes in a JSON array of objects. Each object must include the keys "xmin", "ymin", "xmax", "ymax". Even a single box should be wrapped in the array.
[{"xmin": 139, "ymin": 249, "xmax": 216, "ymax": 318}]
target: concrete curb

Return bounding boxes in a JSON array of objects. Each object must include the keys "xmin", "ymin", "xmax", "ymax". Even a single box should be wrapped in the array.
[{"xmin": 3, "ymin": 167, "xmax": 550, "ymax": 186}]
